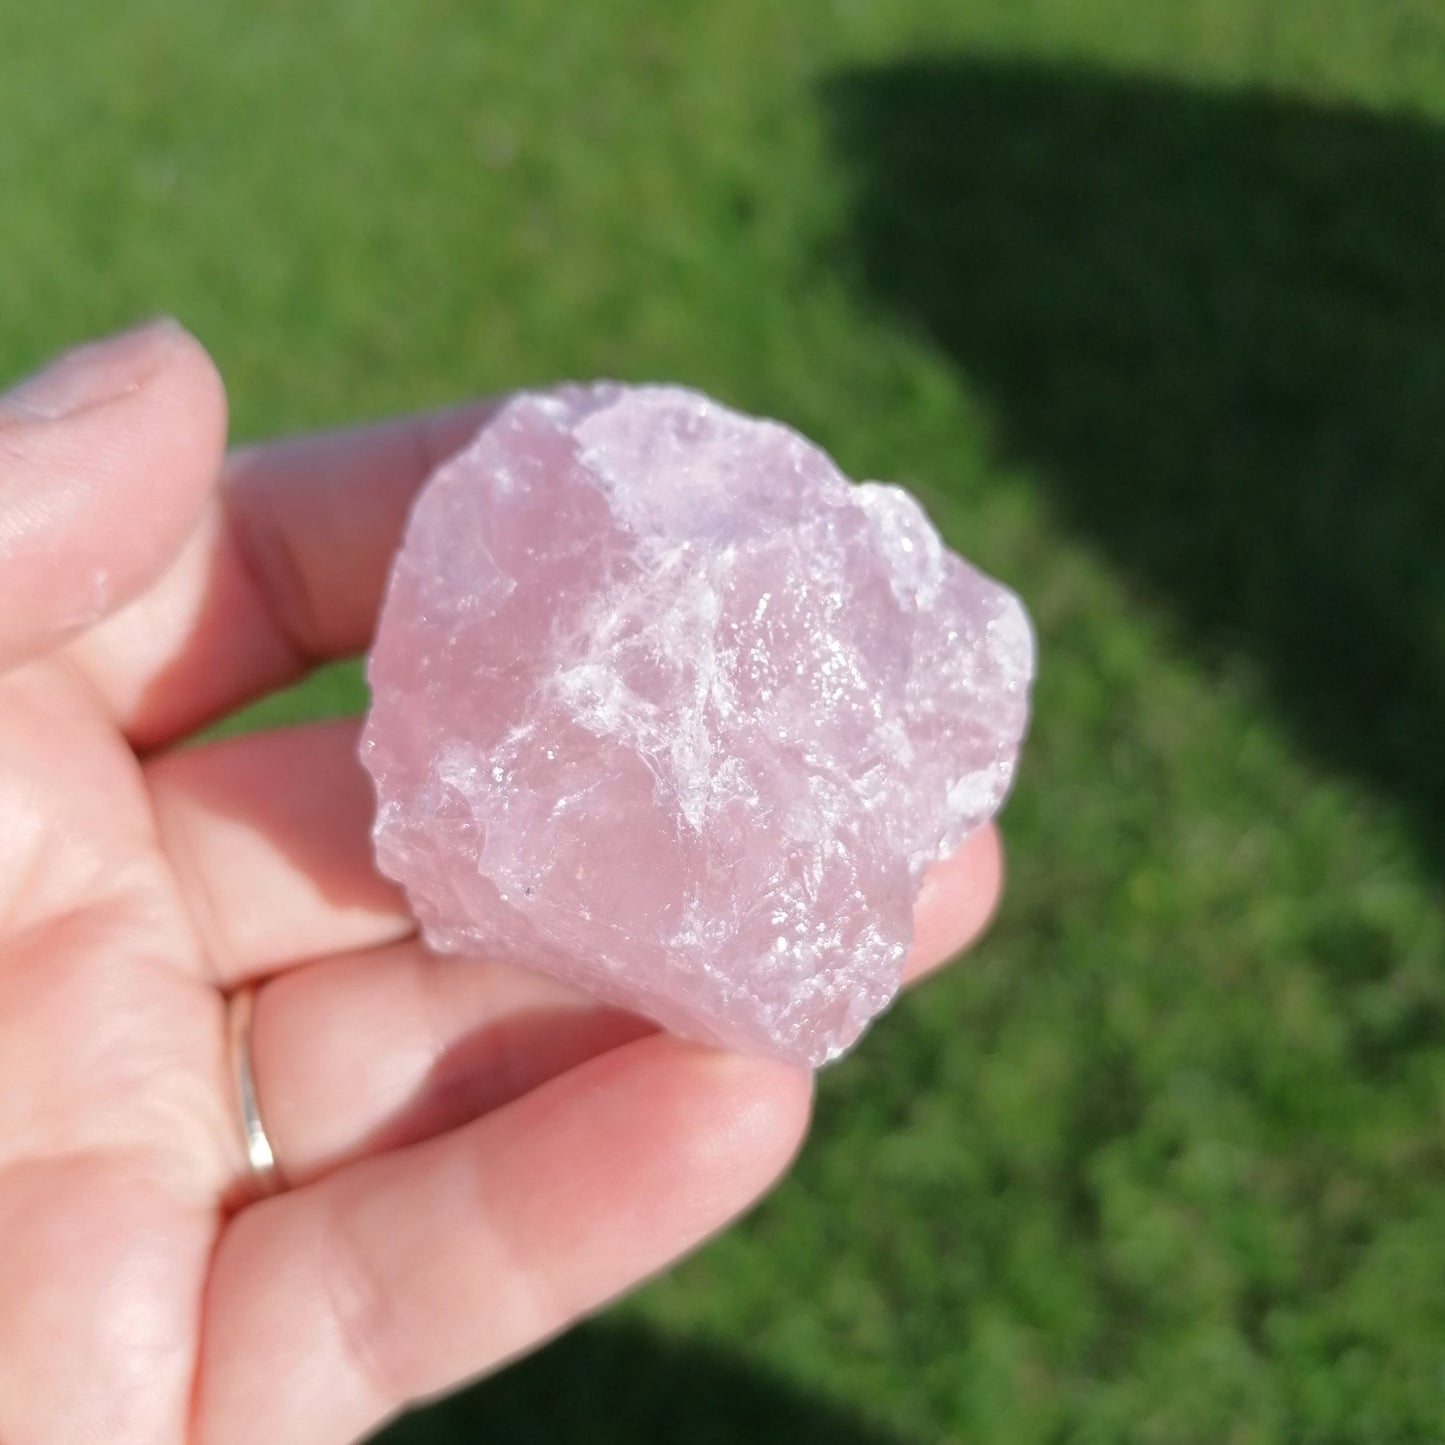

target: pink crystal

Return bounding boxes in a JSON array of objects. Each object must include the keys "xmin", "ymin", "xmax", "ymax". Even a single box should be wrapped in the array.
[{"xmin": 362, "ymin": 384, "xmax": 1033, "ymax": 1066}]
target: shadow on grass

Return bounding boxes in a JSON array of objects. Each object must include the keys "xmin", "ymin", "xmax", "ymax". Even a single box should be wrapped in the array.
[
  {"xmin": 827, "ymin": 57, "xmax": 1445, "ymax": 869},
  {"xmin": 369, "ymin": 1318, "xmax": 918, "ymax": 1445}
]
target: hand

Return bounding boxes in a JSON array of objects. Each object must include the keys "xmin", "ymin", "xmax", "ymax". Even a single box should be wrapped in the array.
[{"xmin": 0, "ymin": 321, "xmax": 1004, "ymax": 1445}]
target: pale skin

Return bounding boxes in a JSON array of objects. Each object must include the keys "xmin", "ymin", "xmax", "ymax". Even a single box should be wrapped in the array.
[{"xmin": 0, "ymin": 320, "xmax": 1005, "ymax": 1444}]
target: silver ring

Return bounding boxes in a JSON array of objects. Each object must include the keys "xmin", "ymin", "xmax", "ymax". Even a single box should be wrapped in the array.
[{"xmin": 228, "ymin": 985, "xmax": 285, "ymax": 1199}]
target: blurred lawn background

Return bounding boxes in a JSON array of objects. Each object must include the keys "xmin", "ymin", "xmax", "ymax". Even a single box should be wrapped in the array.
[{"xmin": 4, "ymin": 1, "xmax": 1444, "ymax": 1441}]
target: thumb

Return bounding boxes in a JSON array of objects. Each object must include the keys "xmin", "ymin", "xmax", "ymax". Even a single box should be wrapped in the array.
[{"xmin": 0, "ymin": 319, "xmax": 227, "ymax": 673}]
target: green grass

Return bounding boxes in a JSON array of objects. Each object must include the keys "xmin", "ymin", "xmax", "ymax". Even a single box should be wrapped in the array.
[{"xmin": 5, "ymin": 2, "xmax": 1445, "ymax": 1440}]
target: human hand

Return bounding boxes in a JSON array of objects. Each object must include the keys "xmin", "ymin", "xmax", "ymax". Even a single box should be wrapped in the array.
[{"xmin": 0, "ymin": 321, "xmax": 1004, "ymax": 1444}]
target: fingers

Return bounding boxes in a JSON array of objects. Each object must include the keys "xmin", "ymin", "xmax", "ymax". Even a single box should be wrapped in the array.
[
  {"xmin": 195, "ymin": 1035, "xmax": 811, "ymax": 1445},
  {"xmin": 144, "ymin": 719, "xmax": 411, "ymax": 985},
  {"xmin": 0, "ymin": 321, "xmax": 226, "ymax": 674},
  {"xmin": 69, "ymin": 401, "xmax": 500, "ymax": 748},
  {"xmin": 238, "ymin": 819, "xmax": 1001, "ymax": 1184},
  {"xmin": 193, "ymin": 822, "xmax": 1000, "ymax": 1443}
]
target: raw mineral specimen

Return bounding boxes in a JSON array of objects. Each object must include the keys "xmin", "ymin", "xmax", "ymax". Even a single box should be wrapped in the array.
[{"xmin": 362, "ymin": 384, "xmax": 1033, "ymax": 1066}]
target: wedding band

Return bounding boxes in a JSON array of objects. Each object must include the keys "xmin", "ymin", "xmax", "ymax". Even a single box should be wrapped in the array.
[{"xmin": 227, "ymin": 985, "xmax": 285, "ymax": 1198}]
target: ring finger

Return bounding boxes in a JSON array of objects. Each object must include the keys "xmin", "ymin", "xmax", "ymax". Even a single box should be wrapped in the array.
[{"xmin": 249, "ymin": 942, "xmax": 653, "ymax": 1184}]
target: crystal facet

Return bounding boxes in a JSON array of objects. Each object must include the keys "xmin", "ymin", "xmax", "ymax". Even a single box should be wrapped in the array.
[{"xmin": 362, "ymin": 384, "xmax": 1034, "ymax": 1065}]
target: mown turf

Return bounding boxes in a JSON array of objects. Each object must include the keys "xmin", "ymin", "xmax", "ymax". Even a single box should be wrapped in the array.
[{"xmin": 3, "ymin": 2, "xmax": 1443, "ymax": 1440}]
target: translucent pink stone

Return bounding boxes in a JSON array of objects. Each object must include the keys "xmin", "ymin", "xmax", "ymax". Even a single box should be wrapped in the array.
[{"xmin": 362, "ymin": 384, "xmax": 1033, "ymax": 1066}]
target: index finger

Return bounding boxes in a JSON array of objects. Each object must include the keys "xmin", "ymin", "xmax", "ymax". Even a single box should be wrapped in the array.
[{"xmin": 66, "ymin": 399, "xmax": 503, "ymax": 749}]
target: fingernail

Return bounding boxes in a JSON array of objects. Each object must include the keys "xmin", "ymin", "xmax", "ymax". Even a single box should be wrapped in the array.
[{"xmin": 3, "ymin": 317, "xmax": 185, "ymax": 421}]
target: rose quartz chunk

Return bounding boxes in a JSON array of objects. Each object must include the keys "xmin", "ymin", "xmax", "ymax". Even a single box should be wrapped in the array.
[{"xmin": 362, "ymin": 384, "xmax": 1033, "ymax": 1066}]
